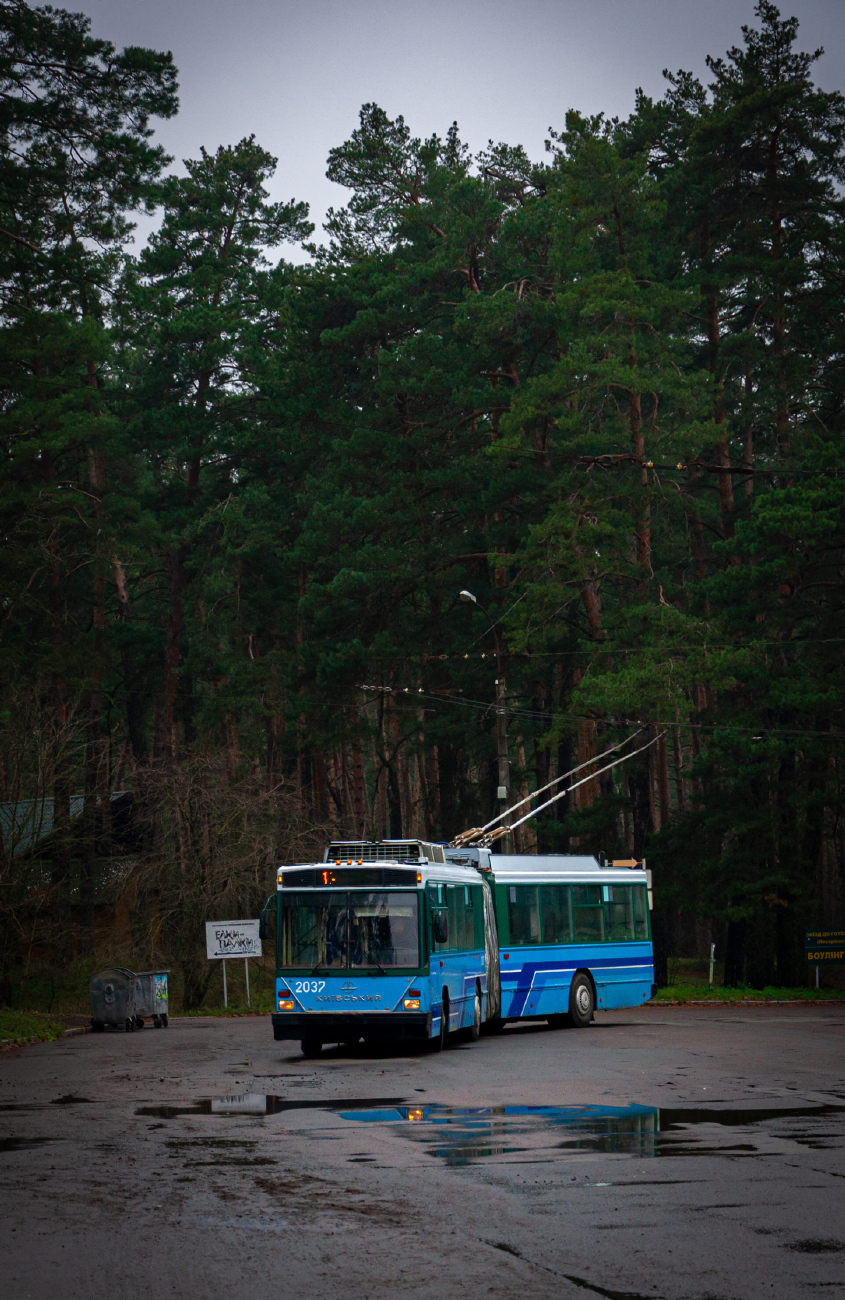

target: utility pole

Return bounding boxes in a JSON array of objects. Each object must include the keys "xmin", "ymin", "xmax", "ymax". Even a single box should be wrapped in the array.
[{"xmin": 459, "ymin": 590, "xmax": 512, "ymax": 851}]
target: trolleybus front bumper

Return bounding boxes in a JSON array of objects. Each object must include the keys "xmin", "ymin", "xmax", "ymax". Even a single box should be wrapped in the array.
[{"xmin": 271, "ymin": 1011, "xmax": 431, "ymax": 1042}]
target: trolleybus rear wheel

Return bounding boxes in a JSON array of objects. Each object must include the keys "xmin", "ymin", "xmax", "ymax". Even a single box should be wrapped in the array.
[
  {"xmin": 91, "ymin": 1020, "xmax": 104, "ymax": 1032},
  {"xmin": 468, "ymin": 988, "xmax": 482, "ymax": 1042},
  {"xmin": 301, "ymin": 1037, "xmax": 323, "ymax": 1058},
  {"xmin": 568, "ymin": 973, "xmax": 594, "ymax": 1028}
]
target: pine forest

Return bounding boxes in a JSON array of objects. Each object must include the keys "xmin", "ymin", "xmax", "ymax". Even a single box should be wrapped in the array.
[{"xmin": 1, "ymin": 0, "xmax": 844, "ymax": 1009}]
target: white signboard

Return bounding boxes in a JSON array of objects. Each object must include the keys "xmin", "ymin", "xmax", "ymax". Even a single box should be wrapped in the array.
[
  {"xmin": 206, "ymin": 920, "xmax": 262, "ymax": 960},
  {"xmin": 210, "ymin": 1093, "xmax": 267, "ymax": 1115}
]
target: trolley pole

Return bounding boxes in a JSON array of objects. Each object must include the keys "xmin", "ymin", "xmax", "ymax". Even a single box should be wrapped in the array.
[{"xmin": 460, "ymin": 591, "xmax": 512, "ymax": 851}]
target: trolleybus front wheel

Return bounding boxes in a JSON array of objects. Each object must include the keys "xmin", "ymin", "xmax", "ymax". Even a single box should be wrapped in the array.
[
  {"xmin": 468, "ymin": 987, "xmax": 482, "ymax": 1042},
  {"xmin": 301, "ymin": 1037, "xmax": 323, "ymax": 1058},
  {"xmin": 430, "ymin": 992, "xmax": 449, "ymax": 1052},
  {"xmin": 568, "ymin": 973, "xmax": 595, "ymax": 1027}
]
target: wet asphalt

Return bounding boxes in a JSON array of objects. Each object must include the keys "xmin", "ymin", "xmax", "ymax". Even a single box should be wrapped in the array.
[{"xmin": 1, "ymin": 1006, "xmax": 844, "ymax": 1300}]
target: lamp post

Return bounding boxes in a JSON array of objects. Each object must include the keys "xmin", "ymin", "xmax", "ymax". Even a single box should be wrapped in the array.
[{"xmin": 459, "ymin": 590, "xmax": 512, "ymax": 848}]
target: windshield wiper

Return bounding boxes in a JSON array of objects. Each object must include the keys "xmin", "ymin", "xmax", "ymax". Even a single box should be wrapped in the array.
[{"xmin": 311, "ymin": 960, "xmax": 325, "ymax": 975}]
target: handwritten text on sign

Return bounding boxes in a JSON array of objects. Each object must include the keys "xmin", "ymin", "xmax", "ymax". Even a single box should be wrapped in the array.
[{"xmin": 206, "ymin": 920, "xmax": 262, "ymax": 960}]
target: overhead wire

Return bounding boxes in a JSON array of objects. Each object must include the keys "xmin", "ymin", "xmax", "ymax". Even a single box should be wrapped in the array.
[
  {"xmin": 454, "ymin": 728, "xmax": 644, "ymax": 844},
  {"xmin": 509, "ymin": 731, "xmax": 666, "ymax": 832},
  {"xmin": 460, "ymin": 728, "xmax": 665, "ymax": 847},
  {"xmin": 359, "ymin": 684, "xmax": 845, "ymax": 739}
]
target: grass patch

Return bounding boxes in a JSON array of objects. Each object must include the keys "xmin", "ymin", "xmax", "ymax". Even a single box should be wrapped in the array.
[
  {"xmin": 657, "ymin": 955, "xmax": 845, "ymax": 1001},
  {"xmin": 185, "ymin": 991, "xmax": 275, "ymax": 1017},
  {"xmin": 4, "ymin": 956, "xmax": 276, "ymax": 1018},
  {"xmin": 0, "ymin": 1009, "xmax": 65, "ymax": 1048},
  {"xmin": 653, "ymin": 983, "xmax": 845, "ymax": 1002}
]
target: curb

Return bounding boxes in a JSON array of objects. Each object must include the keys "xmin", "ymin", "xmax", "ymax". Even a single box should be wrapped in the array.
[
  {"xmin": 646, "ymin": 998, "xmax": 845, "ymax": 1007},
  {"xmin": 1, "ymin": 1025, "xmax": 92, "ymax": 1050}
]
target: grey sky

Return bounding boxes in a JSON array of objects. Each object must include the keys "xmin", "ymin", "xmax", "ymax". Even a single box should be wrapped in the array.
[{"xmin": 73, "ymin": 0, "xmax": 845, "ymax": 258}]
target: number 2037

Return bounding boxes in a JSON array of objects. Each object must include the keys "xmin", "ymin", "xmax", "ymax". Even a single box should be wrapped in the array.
[{"xmin": 293, "ymin": 980, "xmax": 326, "ymax": 994}]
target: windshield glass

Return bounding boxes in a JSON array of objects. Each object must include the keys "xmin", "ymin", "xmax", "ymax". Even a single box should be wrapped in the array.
[{"xmin": 280, "ymin": 891, "xmax": 420, "ymax": 969}]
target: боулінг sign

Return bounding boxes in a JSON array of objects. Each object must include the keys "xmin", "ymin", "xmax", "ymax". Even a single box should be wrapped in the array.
[{"xmin": 805, "ymin": 930, "xmax": 845, "ymax": 965}]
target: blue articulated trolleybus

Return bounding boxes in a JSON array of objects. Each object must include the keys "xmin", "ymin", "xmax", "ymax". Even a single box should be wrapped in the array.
[{"xmin": 267, "ymin": 839, "xmax": 654, "ymax": 1056}]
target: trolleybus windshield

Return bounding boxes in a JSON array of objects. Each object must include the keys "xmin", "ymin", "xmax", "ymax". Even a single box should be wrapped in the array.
[{"xmin": 280, "ymin": 890, "xmax": 420, "ymax": 969}]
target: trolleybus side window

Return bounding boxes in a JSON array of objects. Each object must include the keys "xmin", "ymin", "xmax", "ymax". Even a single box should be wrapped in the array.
[
  {"xmin": 428, "ymin": 884, "xmax": 447, "ymax": 952},
  {"xmin": 472, "ymin": 885, "xmax": 486, "ymax": 948},
  {"xmin": 572, "ymin": 883, "xmax": 604, "ymax": 942},
  {"xmin": 602, "ymin": 884, "xmax": 634, "ymax": 941},
  {"xmin": 632, "ymin": 884, "xmax": 649, "ymax": 939},
  {"xmin": 508, "ymin": 885, "xmax": 540, "ymax": 944},
  {"xmin": 540, "ymin": 883, "xmax": 573, "ymax": 943},
  {"xmin": 447, "ymin": 884, "xmax": 475, "ymax": 951},
  {"xmin": 503, "ymin": 881, "xmax": 649, "ymax": 946}
]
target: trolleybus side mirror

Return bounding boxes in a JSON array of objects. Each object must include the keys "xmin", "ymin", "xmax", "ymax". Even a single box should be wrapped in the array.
[
  {"xmin": 432, "ymin": 911, "xmax": 448, "ymax": 945},
  {"xmin": 259, "ymin": 895, "xmax": 275, "ymax": 941}
]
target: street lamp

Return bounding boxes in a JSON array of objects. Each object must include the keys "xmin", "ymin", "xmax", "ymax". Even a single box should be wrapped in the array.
[{"xmin": 459, "ymin": 590, "xmax": 512, "ymax": 844}]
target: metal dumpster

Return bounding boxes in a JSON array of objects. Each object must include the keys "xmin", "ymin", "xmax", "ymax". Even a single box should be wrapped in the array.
[
  {"xmin": 90, "ymin": 967, "xmax": 137, "ymax": 1032},
  {"xmin": 134, "ymin": 970, "xmax": 169, "ymax": 1028}
]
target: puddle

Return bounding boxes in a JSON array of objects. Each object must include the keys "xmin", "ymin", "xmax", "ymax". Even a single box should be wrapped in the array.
[
  {"xmin": 337, "ymin": 1101, "xmax": 845, "ymax": 1166},
  {"xmin": 166, "ymin": 1138, "xmax": 258, "ymax": 1149},
  {"xmin": 0, "ymin": 1137, "xmax": 56, "ymax": 1153},
  {"xmin": 186, "ymin": 1157, "xmax": 278, "ymax": 1167},
  {"xmin": 0, "ymin": 1095, "xmax": 93, "ymax": 1112},
  {"xmin": 135, "ymin": 1094, "xmax": 407, "ymax": 1119},
  {"xmin": 563, "ymin": 1275, "xmax": 664, "ymax": 1300},
  {"xmin": 659, "ymin": 1103, "xmax": 845, "ymax": 1127},
  {"xmin": 338, "ymin": 1104, "xmax": 660, "ymax": 1164},
  {"xmin": 130, "ymin": 1094, "xmax": 845, "ymax": 1165},
  {"xmin": 786, "ymin": 1239, "xmax": 845, "ymax": 1254}
]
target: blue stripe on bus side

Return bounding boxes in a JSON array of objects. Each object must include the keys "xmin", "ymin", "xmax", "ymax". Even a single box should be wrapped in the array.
[{"xmin": 502, "ymin": 952, "xmax": 653, "ymax": 1017}]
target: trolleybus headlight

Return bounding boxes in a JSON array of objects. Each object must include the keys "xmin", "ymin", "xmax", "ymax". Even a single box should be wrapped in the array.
[
  {"xmin": 407, "ymin": 1108, "xmax": 424, "ymax": 1121},
  {"xmin": 278, "ymin": 998, "xmax": 295, "ymax": 1011},
  {"xmin": 403, "ymin": 998, "xmax": 421, "ymax": 1010}
]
